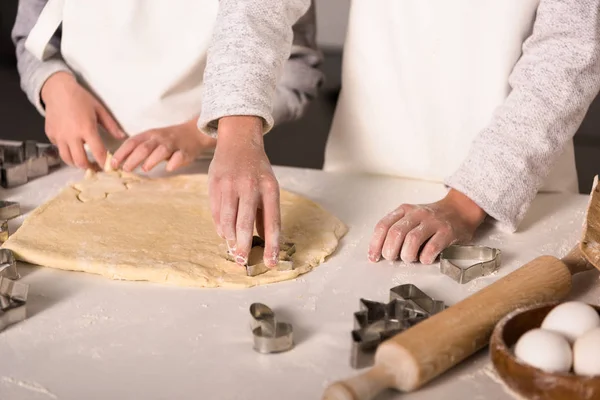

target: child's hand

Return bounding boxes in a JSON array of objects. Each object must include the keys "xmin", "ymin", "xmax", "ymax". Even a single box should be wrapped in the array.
[
  {"xmin": 368, "ymin": 189, "xmax": 487, "ymax": 264},
  {"xmin": 111, "ymin": 118, "xmax": 217, "ymax": 172},
  {"xmin": 41, "ymin": 72, "xmax": 127, "ymax": 168},
  {"xmin": 208, "ymin": 116, "xmax": 281, "ymax": 269}
]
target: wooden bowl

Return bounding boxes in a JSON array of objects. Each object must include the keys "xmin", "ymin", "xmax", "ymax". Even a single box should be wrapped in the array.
[{"xmin": 490, "ymin": 302, "xmax": 600, "ymax": 400}]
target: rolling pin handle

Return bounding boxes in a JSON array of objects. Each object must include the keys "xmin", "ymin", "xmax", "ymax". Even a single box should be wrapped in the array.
[{"xmin": 323, "ymin": 366, "xmax": 393, "ymax": 400}]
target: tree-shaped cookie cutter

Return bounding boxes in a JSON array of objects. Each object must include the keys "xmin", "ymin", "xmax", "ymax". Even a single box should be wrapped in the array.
[
  {"xmin": 249, "ymin": 303, "xmax": 294, "ymax": 353},
  {"xmin": 350, "ymin": 284, "xmax": 446, "ymax": 369},
  {"xmin": 440, "ymin": 245, "xmax": 502, "ymax": 284}
]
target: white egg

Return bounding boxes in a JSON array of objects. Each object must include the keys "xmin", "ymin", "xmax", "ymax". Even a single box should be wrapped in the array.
[
  {"xmin": 514, "ymin": 328, "xmax": 573, "ymax": 373},
  {"xmin": 541, "ymin": 302, "xmax": 600, "ymax": 342},
  {"xmin": 574, "ymin": 327, "xmax": 600, "ymax": 376}
]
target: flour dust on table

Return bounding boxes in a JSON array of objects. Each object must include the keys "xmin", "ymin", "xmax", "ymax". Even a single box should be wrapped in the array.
[{"xmin": 1, "ymin": 160, "xmax": 348, "ymax": 288}]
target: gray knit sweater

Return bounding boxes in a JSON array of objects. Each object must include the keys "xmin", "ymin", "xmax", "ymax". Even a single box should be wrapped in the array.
[{"xmin": 445, "ymin": 0, "xmax": 600, "ymax": 230}]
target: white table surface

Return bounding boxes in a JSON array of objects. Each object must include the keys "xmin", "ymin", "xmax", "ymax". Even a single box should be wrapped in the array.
[{"xmin": 0, "ymin": 163, "xmax": 598, "ymax": 400}]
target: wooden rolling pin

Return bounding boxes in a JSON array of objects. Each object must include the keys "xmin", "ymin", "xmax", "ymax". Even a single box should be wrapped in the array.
[{"xmin": 323, "ymin": 177, "xmax": 600, "ymax": 400}]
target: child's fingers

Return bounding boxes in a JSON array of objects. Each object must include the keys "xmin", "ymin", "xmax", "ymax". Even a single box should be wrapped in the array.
[
  {"xmin": 260, "ymin": 180, "xmax": 281, "ymax": 269},
  {"xmin": 143, "ymin": 145, "xmax": 172, "ymax": 172},
  {"xmin": 85, "ymin": 132, "xmax": 108, "ymax": 167},
  {"xmin": 69, "ymin": 140, "xmax": 91, "ymax": 169},
  {"xmin": 234, "ymin": 192, "xmax": 259, "ymax": 266},
  {"xmin": 208, "ymin": 178, "xmax": 223, "ymax": 238},
  {"xmin": 255, "ymin": 208, "xmax": 265, "ymax": 239},
  {"xmin": 220, "ymin": 186, "xmax": 239, "ymax": 254},
  {"xmin": 95, "ymin": 103, "xmax": 126, "ymax": 139},
  {"xmin": 399, "ymin": 223, "xmax": 437, "ymax": 263},
  {"xmin": 368, "ymin": 207, "xmax": 406, "ymax": 262},
  {"xmin": 165, "ymin": 150, "xmax": 191, "ymax": 172},
  {"xmin": 381, "ymin": 215, "xmax": 420, "ymax": 261},
  {"xmin": 112, "ymin": 136, "xmax": 143, "ymax": 169},
  {"xmin": 57, "ymin": 142, "xmax": 74, "ymax": 166},
  {"xmin": 122, "ymin": 140, "xmax": 158, "ymax": 172}
]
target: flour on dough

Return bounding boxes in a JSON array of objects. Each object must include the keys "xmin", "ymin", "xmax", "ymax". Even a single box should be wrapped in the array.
[{"xmin": 2, "ymin": 164, "xmax": 348, "ymax": 288}]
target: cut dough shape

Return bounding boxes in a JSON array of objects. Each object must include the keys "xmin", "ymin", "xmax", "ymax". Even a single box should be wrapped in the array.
[{"xmin": 2, "ymin": 162, "xmax": 348, "ymax": 288}]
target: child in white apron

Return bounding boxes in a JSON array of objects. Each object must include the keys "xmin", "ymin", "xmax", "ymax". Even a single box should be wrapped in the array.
[
  {"xmin": 324, "ymin": 0, "xmax": 600, "ymax": 264},
  {"xmin": 13, "ymin": 0, "xmax": 319, "ymax": 269}
]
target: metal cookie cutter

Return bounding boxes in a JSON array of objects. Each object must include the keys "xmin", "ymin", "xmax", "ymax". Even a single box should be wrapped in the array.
[
  {"xmin": 0, "ymin": 250, "xmax": 19, "ymax": 280},
  {"xmin": 0, "ymin": 201, "xmax": 21, "ymax": 221},
  {"xmin": 0, "ymin": 140, "xmax": 61, "ymax": 188},
  {"xmin": 249, "ymin": 303, "xmax": 293, "ymax": 354},
  {"xmin": 225, "ymin": 236, "xmax": 296, "ymax": 277},
  {"xmin": 440, "ymin": 245, "xmax": 502, "ymax": 284},
  {"xmin": 390, "ymin": 284, "xmax": 446, "ymax": 317},
  {"xmin": 351, "ymin": 299, "xmax": 407, "ymax": 369},
  {"xmin": 0, "ymin": 201, "xmax": 22, "ymax": 245},
  {"xmin": 350, "ymin": 284, "xmax": 446, "ymax": 369},
  {"xmin": 0, "ymin": 276, "xmax": 29, "ymax": 332}
]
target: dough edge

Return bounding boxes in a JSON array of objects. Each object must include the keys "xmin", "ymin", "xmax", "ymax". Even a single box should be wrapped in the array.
[{"xmin": 3, "ymin": 171, "xmax": 349, "ymax": 289}]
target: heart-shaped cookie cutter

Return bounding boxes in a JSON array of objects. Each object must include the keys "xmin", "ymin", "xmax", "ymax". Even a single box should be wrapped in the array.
[{"xmin": 440, "ymin": 245, "xmax": 502, "ymax": 284}]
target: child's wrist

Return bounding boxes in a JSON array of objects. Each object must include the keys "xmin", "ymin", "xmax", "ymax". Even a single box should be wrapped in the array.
[
  {"xmin": 217, "ymin": 116, "xmax": 264, "ymax": 145},
  {"xmin": 443, "ymin": 189, "xmax": 487, "ymax": 228}
]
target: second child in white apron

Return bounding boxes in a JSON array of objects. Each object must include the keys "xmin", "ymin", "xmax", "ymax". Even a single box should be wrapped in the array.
[
  {"xmin": 13, "ymin": 0, "xmax": 320, "ymax": 269},
  {"xmin": 325, "ymin": 0, "xmax": 600, "ymax": 264}
]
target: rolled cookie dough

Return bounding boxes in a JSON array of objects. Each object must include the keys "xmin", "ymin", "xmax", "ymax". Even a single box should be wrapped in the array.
[{"xmin": 2, "ymin": 165, "xmax": 348, "ymax": 288}]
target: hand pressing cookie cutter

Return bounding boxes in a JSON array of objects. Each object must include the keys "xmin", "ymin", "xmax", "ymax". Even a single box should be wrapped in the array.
[
  {"xmin": 249, "ymin": 303, "xmax": 293, "ymax": 354},
  {"xmin": 0, "ymin": 276, "xmax": 29, "ymax": 332},
  {"xmin": 440, "ymin": 245, "xmax": 502, "ymax": 284},
  {"xmin": 350, "ymin": 284, "xmax": 446, "ymax": 369},
  {"xmin": 224, "ymin": 236, "xmax": 296, "ymax": 277}
]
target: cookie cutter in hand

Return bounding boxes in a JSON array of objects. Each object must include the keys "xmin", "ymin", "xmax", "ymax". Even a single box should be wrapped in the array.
[
  {"xmin": 224, "ymin": 236, "xmax": 296, "ymax": 277},
  {"xmin": 350, "ymin": 284, "xmax": 446, "ymax": 369},
  {"xmin": 0, "ymin": 276, "xmax": 29, "ymax": 332},
  {"xmin": 249, "ymin": 303, "xmax": 294, "ymax": 353},
  {"xmin": 440, "ymin": 245, "xmax": 502, "ymax": 284}
]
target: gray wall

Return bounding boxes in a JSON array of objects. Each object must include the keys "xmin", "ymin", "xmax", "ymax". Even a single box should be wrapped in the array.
[{"xmin": 315, "ymin": 0, "xmax": 349, "ymax": 48}]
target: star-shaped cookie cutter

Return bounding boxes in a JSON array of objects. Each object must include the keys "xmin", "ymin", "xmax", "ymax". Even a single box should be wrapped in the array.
[
  {"xmin": 440, "ymin": 245, "xmax": 502, "ymax": 284},
  {"xmin": 350, "ymin": 284, "xmax": 446, "ymax": 369}
]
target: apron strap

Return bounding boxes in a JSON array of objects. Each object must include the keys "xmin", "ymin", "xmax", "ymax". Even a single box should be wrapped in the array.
[{"xmin": 24, "ymin": 0, "xmax": 65, "ymax": 61}]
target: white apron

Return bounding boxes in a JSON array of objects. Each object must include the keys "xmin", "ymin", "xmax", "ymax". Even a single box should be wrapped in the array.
[
  {"xmin": 325, "ymin": 0, "xmax": 578, "ymax": 193},
  {"xmin": 25, "ymin": 0, "xmax": 219, "ymax": 153}
]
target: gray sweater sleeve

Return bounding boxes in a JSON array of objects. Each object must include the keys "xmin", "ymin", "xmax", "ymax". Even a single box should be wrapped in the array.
[
  {"xmin": 198, "ymin": 0, "xmax": 313, "ymax": 136},
  {"xmin": 445, "ymin": 0, "xmax": 600, "ymax": 232},
  {"xmin": 11, "ymin": 0, "xmax": 72, "ymax": 116}
]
